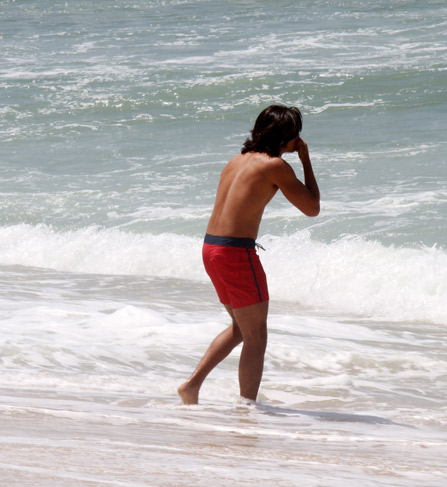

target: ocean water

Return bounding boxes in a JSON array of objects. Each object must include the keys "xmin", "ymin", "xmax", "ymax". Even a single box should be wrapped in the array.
[{"xmin": 1, "ymin": 0, "xmax": 446, "ymax": 485}]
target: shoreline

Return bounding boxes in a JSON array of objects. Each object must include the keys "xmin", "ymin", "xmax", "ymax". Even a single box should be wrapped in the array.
[{"xmin": 1, "ymin": 391, "xmax": 446, "ymax": 487}]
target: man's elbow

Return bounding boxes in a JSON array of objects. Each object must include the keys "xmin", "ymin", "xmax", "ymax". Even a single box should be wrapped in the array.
[
  {"xmin": 306, "ymin": 206, "xmax": 320, "ymax": 217},
  {"xmin": 304, "ymin": 201, "xmax": 320, "ymax": 217}
]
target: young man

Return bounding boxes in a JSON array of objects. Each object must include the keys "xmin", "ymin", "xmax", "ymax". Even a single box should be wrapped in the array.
[{"xmin": 178, "ymin": 105, "xmax": 320, "ymax": 405}]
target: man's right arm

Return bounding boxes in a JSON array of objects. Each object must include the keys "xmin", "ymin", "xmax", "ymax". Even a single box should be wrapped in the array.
[{"xmin": 271, "ymin": 138, "xmax": 320, "ymax": 217}]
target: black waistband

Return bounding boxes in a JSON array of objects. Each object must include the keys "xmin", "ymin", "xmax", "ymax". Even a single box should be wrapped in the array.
[{"xmin": 204, "ymin": 233, "xmax": 256, "ymax": 249}]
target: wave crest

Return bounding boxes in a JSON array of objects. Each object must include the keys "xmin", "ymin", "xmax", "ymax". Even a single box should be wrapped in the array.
[{"xmin": 1, "ymin": 224, "xmax": 445, "ymax": 325}]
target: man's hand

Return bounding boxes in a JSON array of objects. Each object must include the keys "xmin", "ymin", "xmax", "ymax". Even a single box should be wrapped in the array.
[{"xmin": 296, "ymin": 137, "xmax": 311, "ymax": 165}]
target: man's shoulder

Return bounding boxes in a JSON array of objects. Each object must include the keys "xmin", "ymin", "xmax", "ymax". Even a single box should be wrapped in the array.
[
  {"xmin": 231, "ymin": 152, "xmax": 291, "ymax": 179},
  {"xmin": 264, "ymin": 157, "xmax": 297, "ymax": 188},
  {"xmin": 238, "ymin": 151, "xmax": 284, "ymax": 166},
  {"xmin": 264, "ymin": 155, "xmax": 293, "ymax": 173}
]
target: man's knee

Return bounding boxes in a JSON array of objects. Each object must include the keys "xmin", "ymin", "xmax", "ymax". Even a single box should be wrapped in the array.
[{"xmin": 242, "ymin": 324, "xmax": 267, "ymax": 349}]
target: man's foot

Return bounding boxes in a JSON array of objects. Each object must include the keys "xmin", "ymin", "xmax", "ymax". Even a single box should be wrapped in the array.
[{"xmin": 178, "ymin": 381, "xmax": 199, "ymax": 405}]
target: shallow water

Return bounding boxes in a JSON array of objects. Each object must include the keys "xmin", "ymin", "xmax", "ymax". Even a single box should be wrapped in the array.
[{"xmin": 1, "ymin": 265, "xmax": 446, "ymax": 485}]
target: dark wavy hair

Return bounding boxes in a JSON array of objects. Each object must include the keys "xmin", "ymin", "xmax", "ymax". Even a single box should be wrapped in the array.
[{"xmin": 241, "ymin": 105, "xmax": 303, "ymax": 157}]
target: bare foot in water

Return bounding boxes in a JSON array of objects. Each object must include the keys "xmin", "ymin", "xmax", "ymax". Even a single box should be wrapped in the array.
[{"xmin": 178, "ymin": 381, "xmax": 199, "ymax": 405}]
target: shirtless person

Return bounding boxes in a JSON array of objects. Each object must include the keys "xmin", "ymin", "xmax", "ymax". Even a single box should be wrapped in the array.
[{"xmin": 178, "ymin": 105, "xmax": 320, "ymax": 405}]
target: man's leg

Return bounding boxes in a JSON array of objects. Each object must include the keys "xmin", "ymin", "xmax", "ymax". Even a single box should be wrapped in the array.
[
  {"xmin": 178, "ymin": 304, "xmax": 243, "ymax": 405},
  {"xmin": 232, "ymin": 301, "xmax": 268, "ymax": 401}
]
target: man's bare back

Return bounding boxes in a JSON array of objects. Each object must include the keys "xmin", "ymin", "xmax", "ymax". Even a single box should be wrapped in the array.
[
  {"xmin": 206, "ymin": 152, "xmax": 279, "ymax": 239},
  {"xmin": 206, "ymin": 137, "xmax": 320, "ymax": 240}
]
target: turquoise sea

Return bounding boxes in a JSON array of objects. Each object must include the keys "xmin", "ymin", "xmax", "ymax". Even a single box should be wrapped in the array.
[{"xmin": 1, "ymin": 1, "xmax": 446, "ymax": 485}]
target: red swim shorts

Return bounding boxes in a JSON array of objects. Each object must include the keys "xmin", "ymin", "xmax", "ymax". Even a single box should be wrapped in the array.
[{"xmin": 202, "ymin": 233, "xmax": 269, "ymax": 309}]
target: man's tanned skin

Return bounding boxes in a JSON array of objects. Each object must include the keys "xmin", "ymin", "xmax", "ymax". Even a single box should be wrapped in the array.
[
  {"xmin": 178, "ymin": 109, "xmax": 319, "ymax": 405},
  {"xmin": 208, "ymin": 137, "xmax": 319, "ymax": 240}
]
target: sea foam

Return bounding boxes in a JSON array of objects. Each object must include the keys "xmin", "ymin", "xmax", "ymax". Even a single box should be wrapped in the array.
[{"xmin": 1, "ymin": 224, "xmax": 445, "ymax": 325}]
